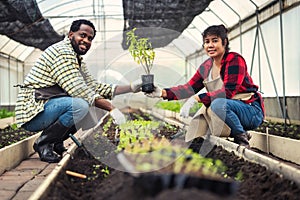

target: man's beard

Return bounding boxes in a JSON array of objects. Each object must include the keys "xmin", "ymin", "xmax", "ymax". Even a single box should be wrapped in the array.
[{"xmin": 71, "ymin": 37, "xmax": 87, "ymax": 55}]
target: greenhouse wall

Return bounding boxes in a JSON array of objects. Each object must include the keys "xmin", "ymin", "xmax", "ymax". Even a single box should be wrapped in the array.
[
  {"xmin": 191, "ymin": 4, "xmax": 300, "ymax": 98},
  {"xmin": 0, "ymin": 54, "xmax": 24, "ymax": 109},
  {"xmin": 264, "ymin": 97, "xmax": 300, "ymax": 123}
]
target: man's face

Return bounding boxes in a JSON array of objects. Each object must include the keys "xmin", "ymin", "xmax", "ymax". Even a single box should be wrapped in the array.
[{"xmin": 68, "ymin": 24, "xmax": 95, "ymax": 55}]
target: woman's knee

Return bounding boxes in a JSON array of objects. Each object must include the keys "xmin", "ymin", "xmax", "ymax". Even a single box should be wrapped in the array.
[{"xmin": 210, "ymin": 98, "xmax": 227, "ymax": 113}]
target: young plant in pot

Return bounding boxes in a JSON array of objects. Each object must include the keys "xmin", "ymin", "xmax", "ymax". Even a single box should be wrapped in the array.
[{"xmin": 126, "ymin": 28, "xmax": 156, "ymax": 93}]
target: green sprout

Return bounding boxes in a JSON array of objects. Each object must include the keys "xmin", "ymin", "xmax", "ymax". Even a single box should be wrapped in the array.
[
  {"xmin": 101, "ymin": 166, "xmax": 110, "ymax": 178},
  {"xmin": 235, "ymin": 170, "xmax": 244, "ymax": 181}
]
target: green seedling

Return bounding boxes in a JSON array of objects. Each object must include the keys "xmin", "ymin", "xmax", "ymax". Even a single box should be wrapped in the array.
[
  {"xmin": 235, "ymin": 170, "xmax": 244, "ymax": 181},
  {"xmin": 126, "ymin": 28, "xmax": 155, "ymax": 75},
  {"xmin": 101, "ymin": 166, "xmax": 110, "ymax": 178}
]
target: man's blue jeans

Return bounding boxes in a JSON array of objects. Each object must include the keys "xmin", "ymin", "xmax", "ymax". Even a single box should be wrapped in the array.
[
  {"xmin": 23, "ymin": 97, "xmax": 89, "ymax": 132},
  {"xmin": 210, "ymin": 98, "xmax": 264, "ymax": 136}
]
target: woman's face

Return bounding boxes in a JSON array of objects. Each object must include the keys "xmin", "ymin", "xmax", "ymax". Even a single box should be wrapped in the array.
[{"xmin": 203, "ymin": 34, "xmax": 226, "ymax": 59}]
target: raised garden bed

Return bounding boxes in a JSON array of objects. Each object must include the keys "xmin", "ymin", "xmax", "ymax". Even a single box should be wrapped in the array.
[
  {"xmin": 1, "ymin": 102, "xmax": 298, "ymax": 151},
  {"xmin": 0, "ymin": 132, "xmax": 39, "ymax": 175},
  {"xmin": 0, "ymin": 109, "xmax": 36, "ymax": 150},
  {"xmin": 155, "ymin": 101, "xmax": 300, "ymax": 140},
  {"xmin": 0, "ymin": 123, "xmax": 38, "ymax": 175},
  {"xmin": 0, "ymin": 125, "xmax": 36, "ymax": 149},
  {"xmin": 43, "ymin": 108, "xmax": 300, "ymax": 200},
  {"xmin": 254, "ymin": 120, "xmax": 300, "ymax": 140}
]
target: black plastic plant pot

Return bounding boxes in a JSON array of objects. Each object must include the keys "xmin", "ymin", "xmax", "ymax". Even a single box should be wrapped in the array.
[
  {"xmin": 133, "ymin": 173, "xmax": 239, "ymax": 197},
  {"xmin": 141, "ymin": 74, "xmax": 154, "ymax": 93}
]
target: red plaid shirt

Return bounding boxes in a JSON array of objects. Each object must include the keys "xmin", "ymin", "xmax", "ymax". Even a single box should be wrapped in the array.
[{"xmin": 164, "ymin": 52, "xmax": 265, "ymax": 114}]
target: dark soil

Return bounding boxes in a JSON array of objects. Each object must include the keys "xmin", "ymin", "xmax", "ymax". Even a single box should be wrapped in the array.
[
  {"xmin": 45, "ymin": 109, "xmax": 300, "ymax": 200},
  {"xmin": 0, "ymin": 125, "xmax": 36, "ymax": 148}
]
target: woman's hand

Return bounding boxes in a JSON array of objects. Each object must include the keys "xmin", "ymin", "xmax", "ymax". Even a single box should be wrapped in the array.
[{"xmin": 180, "ymin": 96, "xmax": 199, "ymax": 118}]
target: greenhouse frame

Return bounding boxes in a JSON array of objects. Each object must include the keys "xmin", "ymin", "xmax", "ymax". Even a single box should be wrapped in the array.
[
  {"xmin": 1, "ymin": 0, "xmax": 299, "ymax": 122},
  {"xmin": 0, "ymin": 0, "xmax": 300, "ymax": 199}
]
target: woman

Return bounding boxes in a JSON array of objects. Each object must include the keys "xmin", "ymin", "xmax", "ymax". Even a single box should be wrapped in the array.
[{"xmin": 149, "ymin": 25, "xmax": 264, "ymax": 147}]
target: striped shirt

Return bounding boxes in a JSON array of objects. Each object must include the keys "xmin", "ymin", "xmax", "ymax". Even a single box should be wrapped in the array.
[
  {"xmin": 164, "ymin": 52, "xmax": 265, "ymax": 113},
  {"xmin": 15, "ymin": 37, "xmax": 115, "ymax": 127}
]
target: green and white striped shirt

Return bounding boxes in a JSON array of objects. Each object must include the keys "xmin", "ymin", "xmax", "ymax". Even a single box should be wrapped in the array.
[{"xmin": 15, "ymin": 37, "xmax": 115, "ymax": 127}]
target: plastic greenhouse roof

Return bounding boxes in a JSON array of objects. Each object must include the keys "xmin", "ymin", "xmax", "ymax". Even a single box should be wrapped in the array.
[{"xmin": 0, "ymin": 0, "xmax": 272, "ymax": 61}]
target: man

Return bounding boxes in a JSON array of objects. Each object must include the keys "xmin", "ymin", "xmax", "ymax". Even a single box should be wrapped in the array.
[{"xmin": 15, "ymin": 19, "xmax": 141, "ymax": 163}]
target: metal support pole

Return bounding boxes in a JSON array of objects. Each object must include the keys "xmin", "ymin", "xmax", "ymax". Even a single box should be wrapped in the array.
[
  {"xmin": 258, "ymin": 25, "xmax": 284, "ymax": 119},
  {"xmin": 250, "ymin": 23, "xmax": 258, "ymax": 75},
  {"xmin": 185, "ymin": 58, "xmax": 188, "ymax": 83},
  {"xmin": 8, "ymin": 56, "xmax": 11, "ymax": 110},
  {"xmin": 256, "ymin": 11, "xmax": 262, "ymax": 90},
  {"xmin": 279, "ymin": 0, "xmax": 287, "ymax": 128},
  {"xmin": 249, "ymin": 1, "xmax": 284, "ymax": 119}
]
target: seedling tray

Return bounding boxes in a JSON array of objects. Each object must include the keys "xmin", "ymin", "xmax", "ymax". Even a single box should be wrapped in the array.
[{"xmin": 134, "ymin": 172, "xmax": 238, "ymax": 197}]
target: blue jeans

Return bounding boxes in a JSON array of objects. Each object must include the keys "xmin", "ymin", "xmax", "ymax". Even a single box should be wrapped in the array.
[
  {"xmin": 210, "ymin": 98, "xmax": 264, "ymax": 136},
  {"xmin": 23, "ymin": 97, "xmax": 89, "ymax": 132}
]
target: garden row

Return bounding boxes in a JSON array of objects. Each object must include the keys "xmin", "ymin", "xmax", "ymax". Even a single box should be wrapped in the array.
[
  {"xmin": 1, "ymin": 101, "xmax": 298, "ymax": 151},
  {"xmin": 153, "ymin": 101, "xmax": 300, "ymax": 165},
  {"xmin": 1, "ymin": 105, "xmax": 300, "ymax": 199},
  {"xmin": 34, "ymin": 108, "xmax": 300, "ymax": 200}
]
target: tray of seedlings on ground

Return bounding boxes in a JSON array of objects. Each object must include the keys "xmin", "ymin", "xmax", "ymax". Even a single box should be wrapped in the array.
[{"xmin": 155, "ymin": 100, "xmax": 202, "ymax": 116}]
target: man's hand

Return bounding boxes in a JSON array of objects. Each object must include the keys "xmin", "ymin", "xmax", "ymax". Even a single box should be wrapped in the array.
[
  {"xmin": 180, "ymin": 96, "xmax": 198, "ymax": 118},
  {"xmin": 110, "ymin": 108, "xmax": 126, "ymax": 125},
  {"xmin": 146, "ymin": 86, "xmax": 162, "ymax": 98},
  {"xmin": 130, "ymin": 80, "xmax": 143, "ymax": 93}
]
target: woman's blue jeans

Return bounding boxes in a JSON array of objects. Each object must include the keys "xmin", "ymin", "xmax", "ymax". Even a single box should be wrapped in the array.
[
  {"xmin": 23, "ymin": 97, "xmax": 89, "ymax": 132},
  {"xmin": 210, "ymin": 98, "xmax": 264, "ymax": 136}
]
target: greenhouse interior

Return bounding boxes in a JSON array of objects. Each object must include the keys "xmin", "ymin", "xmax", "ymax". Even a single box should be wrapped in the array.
[{"xmin": 0, "ymin": 0, "xmax": 299, "ymax": 199}]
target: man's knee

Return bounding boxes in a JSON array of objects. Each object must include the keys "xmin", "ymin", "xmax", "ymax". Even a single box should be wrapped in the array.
[{"xmin": 72, "ymin": 98, "xmax": 89, "ymax": 116}]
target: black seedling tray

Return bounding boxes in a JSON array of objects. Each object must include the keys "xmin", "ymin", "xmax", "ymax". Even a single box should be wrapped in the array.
[{"xmin": 133, "ymin": 172, "xmax": 238, "ymax": 197}]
